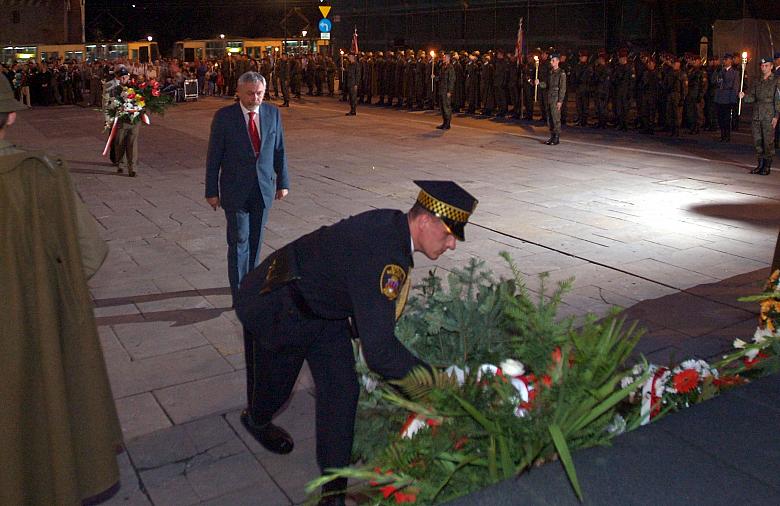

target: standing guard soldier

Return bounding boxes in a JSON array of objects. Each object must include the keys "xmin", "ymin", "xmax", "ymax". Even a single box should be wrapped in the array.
[
  {"xmin": 419, "ymin": 51, "xmax": 430, "ymax": 110},
  {"xmin": 536, "ymin": 52, "xmax": 567, "ymax": 145},
  {"xmin": 714, "ymin": 53, "xmax": 739, "ymax": 142},
  {"xmin": 685, "ymin": 55, "xmax": 707, "ymax": 134},
  {"xmin": 739, "ymin": 56, "xmax": 780, "ymax": 175},
  {"xmin": 612, "ymin": 49, "xmax": 634, "ymax": 131},
  {"xmin": 507, "ymin": 53, "xmax": 521, "ymax": 119},
  {"xmin": 558, "ymin": 52, "xmax": 572, "ymax": 125},
  {"xmin": 704, "ymin": 56, "xmax": 720, "ymax": 131},
  {"xmin": 465, "ymin": 53, "xmax": 479, "ymax": 114},
  {"xmin": 394, "ymin": 52, "xmax": 406, "ymax": 108},
  {"xmin": 481, "ymin": 54, "xmax": 495, "ymax": 116},
  {"xmin": 572, "ymin": 49, "xmax": 593, "ymax": 126},
  {"xmin": 522, "ymin": 53, "xmax": 536, "ymax": 120},
  {"xmin": 277, "ymin": 53, "xmax": 290, "ymax": 107},
  {"xmin": 405, "ymin": 51, "xmax": 416, "ymax": 110},
  {"xmin": 493, "ymin": 49, "xmax": 509, "ymax": 118},
  {"xmin": 291, "ymin": 56, "xmax": 302, "ymax": 99},
  {"xmin": 638, "ymin": 57, "xmax": 660, "ymax": 134},
  {"xmin": 537, "ymin": 48, "xmax": 552, "ymax": 123},
  {"xmin": 326, "ymin": 55, "xmax": 337, "ymax": 96},
  {"xmin": 374, "ymin": 51, "xmax": 387, "ymax": 106},
  {"xmin": 657, "ymin": 54, "xmax": 673, "ymax": 131},
  {"xmin": 315, "ymin": 54, "xmax": 327, "ymax": 96},
  {"xmin": 235, "ymin": 181, "xmax": 477, "ymax": 506},
  {"xmin": 452, "ymin": 53, "xmax": 465, "ymax": 113},
  {"xmin": 593, "ymin": 51, "xmax": 611, "ymax": 129},
  {"xmin": 345, "ymin": 53, "xmax": 361, "ymax": 116},
  {"xmin": 664, "ymin": 58, "xmax": 688, "ymax": 137},
  {"xmin": 774, "ymin": 52, "xmax": 780, "ymax": 149},
  {"xmin": 437, "ymin": 53, "xmax": 456, "ymax": 130}
]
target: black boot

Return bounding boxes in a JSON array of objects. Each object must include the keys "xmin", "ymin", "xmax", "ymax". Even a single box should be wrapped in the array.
[
  {"xmin": 751, "ymin": 159, "xmax": 765, "ymax": 174},
  {"xmin": 551, "ymin": 134, "xmax": 560, "ymax": 145},
  {"xmin": 759, "ymin": 159, "xmax": 772, "ymax": 176},
  {"xmin": 436, "ymin": 123, "xmax": 446, "ymax": 129},
  {"xmin": 444, "ymin": 119, "xmax": 451, "ymax": 130},
  {"xmin": 544, "ymin": 135, "xmax": 555, "ymax": 145}
]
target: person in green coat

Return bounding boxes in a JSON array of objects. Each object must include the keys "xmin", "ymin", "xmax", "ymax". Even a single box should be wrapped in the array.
[
  {"xmin": 536, "ymin": 52, "xmax": 567, "ymax": 145},
  {"xmin": 437, "ymin": 53, "xmax": 456, "ymax": 130},
  {"xmin": 0, "ymin": 74, "xmax": 122, "ymax": 506},
  {"xmin": 739, "ymin": 56, "xmax": 780, "ymax": 175}
]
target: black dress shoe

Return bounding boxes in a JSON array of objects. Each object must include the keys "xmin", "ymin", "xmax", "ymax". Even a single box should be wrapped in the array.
[
  {"xmin": 240, "ymin": 410, "xmax": 294, "ymax": 454},
  {"xmin": 436, "ymin": 124, "xmax": 445, "ymax": 129}
]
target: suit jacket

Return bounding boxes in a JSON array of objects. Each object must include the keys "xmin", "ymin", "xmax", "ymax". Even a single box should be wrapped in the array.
[{"xmin": 205, "ymin": 101, "xmax": 289, "ymax": 210}]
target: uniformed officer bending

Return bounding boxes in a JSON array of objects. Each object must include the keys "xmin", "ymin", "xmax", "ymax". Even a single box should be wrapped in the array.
[{"xmin": 235, "ymin": 181, "xmax": 477, "ymax": 505}]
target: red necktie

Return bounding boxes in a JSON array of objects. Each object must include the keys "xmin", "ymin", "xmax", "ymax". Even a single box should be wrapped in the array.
[{"xmin": 248, "ymin": 111, "xmax": 260, "ymax": 155}]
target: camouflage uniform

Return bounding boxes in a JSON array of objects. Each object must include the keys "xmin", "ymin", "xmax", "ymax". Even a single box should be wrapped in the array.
[{"xmin": 741, "ymin": 70, "xmax": 780, "ymax": 174}]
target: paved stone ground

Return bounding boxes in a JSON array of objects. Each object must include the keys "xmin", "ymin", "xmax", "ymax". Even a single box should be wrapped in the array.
[{"xmin": 8, "ymin": 94, "xmax": 779, "ymax": 505}]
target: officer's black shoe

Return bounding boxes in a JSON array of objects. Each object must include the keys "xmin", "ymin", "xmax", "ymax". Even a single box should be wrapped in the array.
[
  {"xmin": 116, "ymin": 167, "xmax": 123, "ymax": 174},
  {"xmin": 282, "ymin": 102, "xmax": 289, "ymax": 107},
  {"xmin": 751, "ymin": 159, "xmax": 765, "ymax": 174},
  {"xmin": 759, "ymin": 160, "xmax": 771, "ymax": 176},
  {"xmin": 544, "ymin": 136, "xmax": 555, "ymax": 145},
  {"xmin": 436, "ymin": 123, "xmax": 446, "ymax": 129},
  {"xmin": 551, "ymin": 134, "xmax": 560, "ymax": 145},
  {"xmin": 128, "ymin": 170, "xmax": 136, "ymax": 177},
  {"xmin": 345, "ymin": 111, "xmax": 356, "ymax": 116},
  {"xmin": 240, "ymin": 410, "xmax": 294, "ymax": 454}
]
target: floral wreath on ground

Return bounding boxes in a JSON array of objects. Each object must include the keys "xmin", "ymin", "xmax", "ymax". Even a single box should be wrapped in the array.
[{"xmin": 306, "ymin": 261, "xmax": 779, "ymax": 505}]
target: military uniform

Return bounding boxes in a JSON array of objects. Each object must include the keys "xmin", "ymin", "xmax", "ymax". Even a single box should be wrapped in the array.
[
  {"xmin": 437, "ymin": 59, "xmax": 456, "ymax": 129},
  {"xmin": 480, "ymin": 56, "xmax": 495, "ymax": 116},
  {"xmin": 493, "ymin": 52, "xmax": 509, "ymax": 117},
  {"xmin": 345, "ymin": 58, "xmax": 361, "ymax": 115},
  {"xmin": 638, "ymin": 62, "xmax": 660, "ymax": 134},
  {"xmin": 612, "ymin": 53, "xmax": 635, "ymax": 131},
  {"xmin": 465, "ymin": 55, "xmax": 480, "ymax": 114},
  {"xmin": 539, "ymin": 54, "xmax": 566, "ymax": 144},
  {"xmin": 663, "ymin": 64, "xmax": 688, "ymax": 137},
  {"xmin": 741, "ymin": 58, "xmax": 780, "ymax": 175},
  {"xmin": 235, "ymin": 181, "xmax": 477, "ymax": 503},
  {"xmin": 593, "ymin": 57, "xmax": 611, "ymax": 128},
  {"xmin": 277, "ymin": 57, "xmax": 290, "ymax": 107},
  {"xmin": 685, "ymin": 61, "xmax": 708, "ymax": 134},
  {"xmin": 572, "ymin": 52, "xmax": 594, "ymax": 126}
]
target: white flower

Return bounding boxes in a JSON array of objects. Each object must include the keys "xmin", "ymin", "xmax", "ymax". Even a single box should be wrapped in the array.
[
  {"xmin": 445, "ymin": 365, "xmax": 468, "ymax": 386},
  {"xmin": 476, "ymin": 364, "xmax": 499, "ymax": 382},
  {"xmin": 500, "ymin": 358, "xmax": 525, "ymax": 377},
  {"xmin": 733, "ymin": 338, "xmax": 747, "ymax": 349},
  {"xmin": 509, "ymin": 377, "xmax": 530, "ymax": 403},
  {"xmin": 745, "ymin": 347, "xmax": 760, "ymax": 361},
  {"xmin": 401, "ymin": 417, "xmax": 426, "ymax": 439},
  {"xmin": 514, "ymin": 405, "xmax": 529, "ymax": 418},
  {"xmin": 753, "ymin": 328, "xmax": 771, "ymax": 344},
  {"xmin": 606, "ymin": 414, "xmax": 627, "ymax": 435},
  {"xmin": 361, "ymin": 375, "xmax": 378, "ymax": 393}
]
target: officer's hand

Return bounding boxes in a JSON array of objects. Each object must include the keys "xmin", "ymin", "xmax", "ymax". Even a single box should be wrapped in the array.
[
  {"xmin": 738, "ymin": 91, "xmax": 745, "ymax": 99},
  {"xmin": 275, "ymin": 189, "xmax": 289, "ymax": 200},
  {"xmin": 772, "ymin": 117, "xmax": 778, "ymax": 129},
  {"xmin": 206, "ymin": 196, "xmax": 220, "ymax": 210},
  {"xmin": 556, "ymin": 102, "xmax": 562, "ymax": 111},
  {"xmin": 534, "ymin": 79, "xmax": 540, "ymax": 86}
]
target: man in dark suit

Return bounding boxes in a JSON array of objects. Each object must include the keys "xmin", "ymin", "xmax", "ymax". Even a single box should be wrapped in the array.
[
  {"xmin": 205, "ymin": 71, "xmax": 290, "ymax": 305},
  {"xmin": 236, "ymin": 181, "xmax": 477, "ymax": 506}
]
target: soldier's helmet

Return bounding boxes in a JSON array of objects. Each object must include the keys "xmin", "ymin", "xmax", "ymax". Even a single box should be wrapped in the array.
[
  {"xmin": 618, "ymin": 48, "xmax": 628, "ymax": 59},
  {"xmin": 578, "ymin": 49, "xmax": 590, "ymax": 58},
  {"xmin": 473, "ymin": 50, "xmax": 481, "ymax": 57},
  {"xmin": 377, "ymin": 51, "xmax": 384, "ymax": 57}
]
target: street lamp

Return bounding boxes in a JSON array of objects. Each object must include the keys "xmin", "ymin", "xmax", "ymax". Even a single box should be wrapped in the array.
[
  {"xmin": 117, "ymin": 39, "xmax": 122, "ymax": 43},
  {"xmin": 302, "ymin": 30, "xmax": 308, "ymax": 38},
  {"xmin": 147, "ymin": 36, "xmax": 153, "ymax": 42},
  {"xmin": 220, "ymin": 34, "xmax": 225, "ymax": 39}
]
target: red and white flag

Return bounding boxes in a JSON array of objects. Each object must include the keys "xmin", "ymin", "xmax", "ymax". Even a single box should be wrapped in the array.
[
  {"xmin": 351, "ymin": 28, "xmax": 359, "ymax": 54},
  {"xmin": 515, "ymin": 17, "xmax": 524, "ymax": 65}
]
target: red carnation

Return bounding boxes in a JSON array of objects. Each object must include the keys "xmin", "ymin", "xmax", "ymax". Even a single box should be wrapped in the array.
[
  {"xmin": 552, "ymin": 347, "xmax": 562, "ymax": 364},
  {"xmin": 394, "ymin": 491, "xmax": 417, "ymax": 503},
  {"xmin": 672, "ymin": 369, "xmax": 699, "ymax": 393},
  {"xmin": 152, "ymin": 89, "xmax": 160, "ymax": 97},
  {"xmin": 380, "ymin": 485, "xmax": 398, "ymax": 499},
  {"xmin": 454, "ymin": 436, "xmax": 469, "ymax": 450},
  {"xmin": 743, "ymin": 352, "xmax": 769, "ymax": 369},
  {"xmin": 541, "ymin": 375, "xmax": 553, "ymax": 388},
  {"xmin": 139, "ymin": 81, "xmax": 147, "ymax": 89}
]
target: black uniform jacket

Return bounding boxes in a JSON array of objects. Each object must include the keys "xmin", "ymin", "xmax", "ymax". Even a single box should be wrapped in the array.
[{"xmin": 240, "ymin": 209, "xmax": 427, "ymax": 380}]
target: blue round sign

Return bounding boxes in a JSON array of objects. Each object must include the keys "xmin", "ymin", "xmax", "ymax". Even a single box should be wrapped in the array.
[{"xmin": 318, "ymin": 18, "xmax": 332, "ymax": 33}]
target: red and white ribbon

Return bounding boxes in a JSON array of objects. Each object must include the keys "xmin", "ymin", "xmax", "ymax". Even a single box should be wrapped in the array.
[{"xmin": 102, "ymin": 117, "xmax": 119, "ymax": 157}]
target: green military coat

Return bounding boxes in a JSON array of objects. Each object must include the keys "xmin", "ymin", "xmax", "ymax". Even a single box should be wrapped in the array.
[{"xmin": 0, "ymin": 141, "xmax": 121, "ymax": 505}]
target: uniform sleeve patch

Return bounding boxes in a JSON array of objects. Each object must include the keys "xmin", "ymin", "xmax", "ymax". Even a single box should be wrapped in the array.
[{"xmin": 380, "ymin": 264, "xmax": 407, "ymax": 301}]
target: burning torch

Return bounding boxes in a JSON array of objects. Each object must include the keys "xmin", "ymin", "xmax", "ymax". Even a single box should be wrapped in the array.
[{"xmin": 738, "ymin": 51, "xmax": 747, "ymax": 115}]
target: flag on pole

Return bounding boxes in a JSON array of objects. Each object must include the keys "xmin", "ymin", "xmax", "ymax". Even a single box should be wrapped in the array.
[
  {"xmin": 351, "ymin": 28, "xmax": 359, "ymax": 54},
  {"xmin": 515, "ymin": 17, "xmax": 524, "ymax": 64}
]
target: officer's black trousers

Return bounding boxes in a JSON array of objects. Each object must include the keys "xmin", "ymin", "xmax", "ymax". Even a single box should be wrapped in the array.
[
  {"xmin": 238, "ymin": 282, "xmax": 359, "ymax": 476},
  {"xmin": 716, "ymin": 103, "xmax": 733, "ymax": 140}
]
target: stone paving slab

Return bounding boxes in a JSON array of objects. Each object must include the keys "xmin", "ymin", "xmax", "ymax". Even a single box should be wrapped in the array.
[{"xmin": 8, "ymin": 97, "xmax": 778, "ymax": 504}]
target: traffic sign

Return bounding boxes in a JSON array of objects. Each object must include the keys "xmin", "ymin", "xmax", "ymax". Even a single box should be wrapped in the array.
[
  {"xmin": 321, "ymin": 33, "xmax": 331, "ymax": 40},
  {"xmin": 318, "ymin": 18, "xmax": 332, "ymax": 33},
  {"xmin": 319, "ymin": 5, "xmax": 331, "ymax": 18}
]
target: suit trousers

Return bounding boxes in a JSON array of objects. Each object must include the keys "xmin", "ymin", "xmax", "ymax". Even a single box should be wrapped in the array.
[
  {"xmin": 224, "ymin": 184, "xmax": 267, "ymax": 302},
  {"xmin": 237, "ymin": 281, "xmax": 359, "ymax": 476},
  {"xmin": 716, "ymin": 103, "xmax": 733, "ymax": 140}
]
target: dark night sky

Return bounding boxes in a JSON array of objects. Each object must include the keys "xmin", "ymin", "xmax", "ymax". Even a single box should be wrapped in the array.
[{"xmin": 85, "ymin": 1, "xmax": 779, "ymax": 55}]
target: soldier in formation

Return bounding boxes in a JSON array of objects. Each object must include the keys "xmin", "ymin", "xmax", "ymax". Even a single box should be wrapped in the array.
[{"xmin": 739, "ymin": 56, "xmax": 780, "ymax": 175}]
